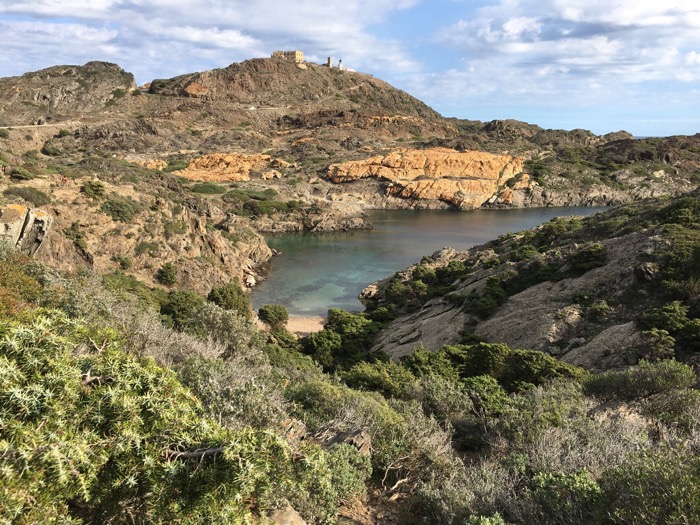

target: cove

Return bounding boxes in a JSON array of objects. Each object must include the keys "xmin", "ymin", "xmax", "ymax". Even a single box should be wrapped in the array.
[{"xmin": 252, "ymin": 207, "xmax": 606, "ymax": 316}]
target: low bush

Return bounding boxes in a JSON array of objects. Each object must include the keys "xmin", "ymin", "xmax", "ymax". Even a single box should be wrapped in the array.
[
  {"xmin": 191, "ymin": 182, "xmax": 227, "ymax": 194},
  {"xmin": 583, "ymin": 359, "xmax": 696, "ymax": 401},
  {"xmin": 9, "ymin": 167, "xmax": 34, "ymax": 181},
  {"xmin": 258, "ymin": 304, "xmax": 289, "ymax": 331},
  {"xmin": 101, "ymin": 196, "xmax": 140, "ymax": 222},
  {"xmin": 207, "ymin": 280, "xmax": 251, "ymax": 318},
  {"xmin": 155, "ymin": 262, "xmax": 177, "ymax": 286},
  {"xmin": 81, "ymin": 180, "xmax": 106, "ymax": 199},
  {"xmin": 3, "ymin": 187, "xmax": 50, "ymax": 206}
]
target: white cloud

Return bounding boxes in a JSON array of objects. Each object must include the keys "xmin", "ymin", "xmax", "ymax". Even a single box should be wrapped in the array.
[
  {"xmin": 420, "ymin": 0, "xmax": 700, "ymax": 110},
  {"xmin": 0, "ymin": 0, "xmax": 420, "ymax": 82}
]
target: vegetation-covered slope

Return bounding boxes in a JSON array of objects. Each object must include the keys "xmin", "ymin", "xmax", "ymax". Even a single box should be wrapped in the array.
[
  {"xmin": 2, "ymin": 189, "xmax": 700, "ymax": 523},
  {"xmin": 360, "ymin": 189, "xmax": 700, "ymax": 373}
]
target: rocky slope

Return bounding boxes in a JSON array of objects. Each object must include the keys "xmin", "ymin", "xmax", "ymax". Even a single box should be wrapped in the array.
[
  {"xmin": 0, "ymin": 61, "xmax": 136, "ymax": 126},
  {"xmin": 363, "ymin": 190, "xmax": 700, "ymax": 372},
  {"xmin": 0, "ymin": 167, "xmax": 272, "ymax": 295}
]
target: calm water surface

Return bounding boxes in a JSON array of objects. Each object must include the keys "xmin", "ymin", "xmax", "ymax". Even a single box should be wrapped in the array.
[{"xmin": 252, "ymin": 207, "xmax": 606, "ymax": 316}]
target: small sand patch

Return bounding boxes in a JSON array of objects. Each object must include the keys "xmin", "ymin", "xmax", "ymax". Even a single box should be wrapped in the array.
[{"xmin": 287, "ymin": 316, "xmax": 326, "ymax": 336}]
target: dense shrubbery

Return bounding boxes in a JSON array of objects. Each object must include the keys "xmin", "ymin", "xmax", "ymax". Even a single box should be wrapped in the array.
[
  {"xmin": 191, "ymin": 181, "xmax": 227, "ymax": 194},
  {"xmin": 1, "ymin": 236, "xmax": 700, "ymax": 524},
  {"xmin": 222, "ymin": 187, "xmax": 305, "ymax": 217}
]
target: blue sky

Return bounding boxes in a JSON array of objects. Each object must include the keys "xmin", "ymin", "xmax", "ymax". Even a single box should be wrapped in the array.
[{"xmin": 1, "ymin": 0, "xmax": 699, "ymax": 137}]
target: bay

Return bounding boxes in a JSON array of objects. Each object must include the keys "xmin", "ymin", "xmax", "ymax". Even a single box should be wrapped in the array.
[{"xmin": 252, "ymin": 207, "xmax": 606, "ymax": 316}]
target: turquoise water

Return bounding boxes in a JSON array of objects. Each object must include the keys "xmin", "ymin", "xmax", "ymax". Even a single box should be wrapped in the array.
[{"xmin": 252, "ymin": 207, "xmax": 606, "ymax": 316}]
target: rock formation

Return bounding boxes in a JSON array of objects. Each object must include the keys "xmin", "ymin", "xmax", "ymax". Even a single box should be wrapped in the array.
[
  {"xmin": 326, "ymin": 148, "xmax": 525, "ymax": 208},
  {"xmin": 175, "ymin": 153, "xmax": 278, "ymax": 182},
  {"xmin": 0, "ymin": 204, "xmax": 53, "ymax": 255}
]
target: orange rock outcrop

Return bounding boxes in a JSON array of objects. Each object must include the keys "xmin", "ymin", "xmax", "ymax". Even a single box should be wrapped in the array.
[
  {"xmin": 326, "ymin": 148, "xmax": 525, "ymax": 208},
  {"xmin": 175, "ymin": 153, "xmax": 273, "ymax": 182}
]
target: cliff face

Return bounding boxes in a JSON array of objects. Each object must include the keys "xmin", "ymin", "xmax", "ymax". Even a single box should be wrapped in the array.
[
  {"xmin": 326, "ymin": 148, "xmax": 525, "ymax": 208},
  {"xmin": 175, "ymin": 153, "xmax": 278, "ymax": 182}
]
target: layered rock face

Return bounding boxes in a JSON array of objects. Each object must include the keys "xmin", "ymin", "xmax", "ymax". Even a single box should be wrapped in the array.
[
  {"xmin": 0, "ymin": 204, "xmax": 53, "ymax": 255},
  {"xmin": 175, "ymin": 154, "xmax": 288, "ymax": 182},
  {"xmin": 326, "ymin": 148, "xmax": 525, "ymax": 208}
]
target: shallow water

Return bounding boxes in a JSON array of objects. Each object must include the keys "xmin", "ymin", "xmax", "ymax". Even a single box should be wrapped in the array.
[{"xmin": 251, "ymin": 207, "xmax": 606, "ymax": 316}]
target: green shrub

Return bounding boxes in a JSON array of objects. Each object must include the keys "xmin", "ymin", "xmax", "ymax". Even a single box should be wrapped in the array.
[
  {"xmin": 161, "ymin": 290, "xmax": 205, "ymax": 330},
  {"xmin": 258, "ymin": 304, "xmax": 289, "ymax": 331},
  {"xmin": 510, "ymin": 244, "xmax": 540, "ymax": 262},
  {"xmin": 164, "ymin": 159, "xmax": 189, "ymax": 172},
  {"xmin": 583, "ymin": 359, "xmax": 696, "ymax": 401},
  {"xmin": 0, "ymin": 250, "xmax": 42, "ymax": 317},
  {"xmin": 568, "ymin": 242, "xmax": 607, "ymax": 273},
  {"xmin": 0, "ymin": 128, "xmax": 9, "ymax": 139},
  {"xmin": 81, "ymin": 180, "xmax": 106, "ymax": 199},
  {"xmin": 525, "ymin": 470, "xmax": 601, "ymax": 525},
  {"xmin": 135, "ymin": 241, "xmax": 159, "ymax": 257},
  {"xmin": 163, "ymin": 219, "xmax": 187, "ymax": 238},
  {"xmin": 599, "ymin": 449, "xmax": 700, "ymax": 525},
  {"xmin": 3, "ymin": 187, "xmax": 50, "ymax": 206},
  {"xmin": 401, "ymin": 346, "xmax": 460, "ymax": 382},
  {"xmin": 342, "ymin": 360, "xmax": 417, "ymax": 399},
  {"xmin": 57, "ymin": 129, "xmax": 71, "ymax": 138},
  {"xmin": 9, "ymin": 167, "xmax": 35, "ymax": 181},
  {"xmin": 412, "ymin": 264, "xmax": 438, "ymax": 284},
  {"xmin": 207, "ymin": 280, "xmax": 251, "ymax": 318},
  {"xmin": 102, "ymin": 271, "xmax": 167, "ymax": 310},
  {"xmin": 110, "ymin": 254, "xmax": 132, "ymax": 270},
  {"xmin": 155, "ymin": 262, "xmax": 177, "ymax": 286},
  {"xmin": 192, "ymin": 182, "xmax": 227, "ymax": 194},
  {"xmin": 64, "ymin": 222, "xmax": 87, "ymax": 251},
  {"xmin": 40, "ymin": 142, "xmax": 60, "ymax": 156},
  {"xmin": 302, "ymin": 329, "xmax": 342, "ymax": 369},
  {"xmin": 463, "ymin": 279, "xmax": 507, "ymax": 318},
  {"xmin": 101, "ymin": 196, "xmax": 139, "ymax": 222}
]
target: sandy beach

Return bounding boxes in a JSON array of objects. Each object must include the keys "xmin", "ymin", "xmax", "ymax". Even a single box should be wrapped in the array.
[{"xmin": 286, "ymin": 316, "xmax": 326, "ymax": 336}]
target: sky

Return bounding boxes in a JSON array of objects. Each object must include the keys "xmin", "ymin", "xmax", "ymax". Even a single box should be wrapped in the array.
[{"xmin": 1, "ymin": 0, "xmax": 699, "ymax": 137}]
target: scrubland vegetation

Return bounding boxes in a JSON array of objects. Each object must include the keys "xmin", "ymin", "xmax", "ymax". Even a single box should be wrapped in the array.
[{"xmin": 2, "ymin": 188, "xmax": 700, "ymax": 524}]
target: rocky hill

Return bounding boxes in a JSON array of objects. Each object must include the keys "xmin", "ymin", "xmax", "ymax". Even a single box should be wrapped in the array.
[
  {"xmin": 0, "ymin": 61, "xmax": 136, "ymax": 126},
  {"xmin": 149, "ymin": 57, "xmax": 440, "ymax": 119}
]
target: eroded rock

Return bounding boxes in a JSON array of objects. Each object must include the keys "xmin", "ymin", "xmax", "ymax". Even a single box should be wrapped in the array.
[
  {"xmin": 0, "ymin": 204, "xmax": 52, "ymax": 255},
  {"xmin": 327, "ymin": 148, "xmax": 525, "ymax": 208}
]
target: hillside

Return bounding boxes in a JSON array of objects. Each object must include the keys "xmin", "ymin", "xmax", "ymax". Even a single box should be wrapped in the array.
[
  {"xmin": 0, "ymin": 59, "xmax": 697, "ymax": 222},
  {"xmin": 2, "ymin": 192, "xmax": 700, "ymax": 524},
  {"xmin": 359, "ymin": 189, "xmax": 700, "ymax": 373}
]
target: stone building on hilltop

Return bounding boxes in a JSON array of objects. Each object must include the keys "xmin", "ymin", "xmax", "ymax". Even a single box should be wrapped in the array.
[{"xmin": 271, "ymin": 50, "xmax": 304, "ymax": 63}]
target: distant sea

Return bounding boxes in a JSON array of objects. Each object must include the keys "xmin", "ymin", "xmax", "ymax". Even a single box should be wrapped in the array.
[{"xmin": 251, "ymin": 207, "xmax": 606, "ymax": 316}]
